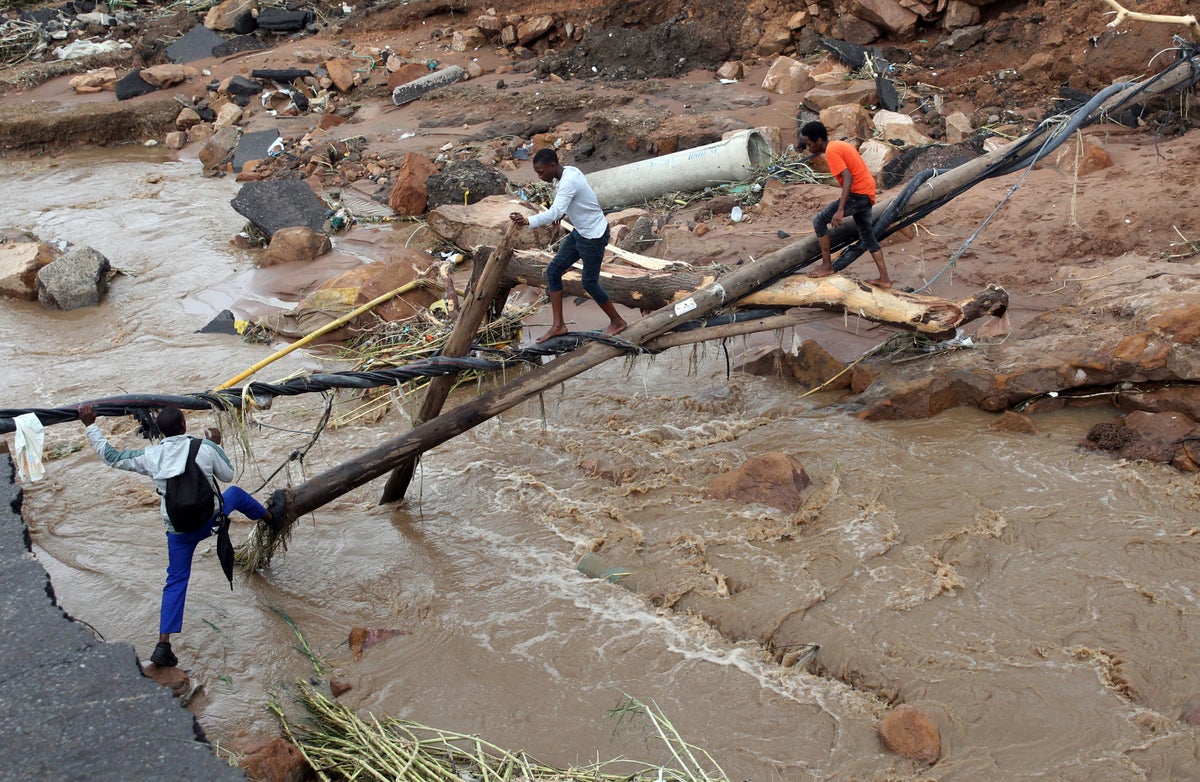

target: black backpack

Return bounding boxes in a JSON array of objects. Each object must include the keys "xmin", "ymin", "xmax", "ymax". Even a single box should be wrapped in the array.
[{"xmin": 164, "ymin": 437, "xmax": 218, "ymax": 532}]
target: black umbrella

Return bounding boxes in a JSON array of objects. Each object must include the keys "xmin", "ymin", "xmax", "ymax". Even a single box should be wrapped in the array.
[{"xmin": 215, "ymin": 513, "xmax": 235, "ymax": 590}]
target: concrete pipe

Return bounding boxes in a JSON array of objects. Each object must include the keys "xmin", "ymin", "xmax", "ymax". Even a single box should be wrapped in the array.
[
  {"xmin": 587, "ymin": 129, "xmax": 773, "ymax": 210},
  {"xmin": 391, "ymin": 65, "xmax": 466, "ymax": 107}
]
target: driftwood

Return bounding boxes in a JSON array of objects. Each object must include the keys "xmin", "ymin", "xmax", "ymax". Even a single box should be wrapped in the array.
[
  {"xmin": 1099, "ymin": 0, "xmax": 1200, "ymax": 39},
  {"xmin": 507, "ymin": 249, "xmax": 1007, "ymax": 335},
  {"xmin": 257, "ymin": 54, "xmax": 1200, "ymax": 537}
]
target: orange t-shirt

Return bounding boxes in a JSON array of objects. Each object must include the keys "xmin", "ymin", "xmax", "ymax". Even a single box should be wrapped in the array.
[{"xmin": 824, "ymin": 139, "xmax": 876, "ymax": 204}]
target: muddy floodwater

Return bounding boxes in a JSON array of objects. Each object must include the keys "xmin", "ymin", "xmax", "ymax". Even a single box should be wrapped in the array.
[{"xmin": 4, "ymin": 151, "xmax": 1200, "ymax": 781}]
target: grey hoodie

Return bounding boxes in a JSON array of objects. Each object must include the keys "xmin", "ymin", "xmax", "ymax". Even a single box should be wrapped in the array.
[{"xmin": 85, "ymin": 425, "xmax": 234, "ymax": 530}]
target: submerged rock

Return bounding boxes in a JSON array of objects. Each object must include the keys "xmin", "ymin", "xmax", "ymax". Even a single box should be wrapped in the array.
[
  {"xmin": 36, "ymin": 246, "xmax": 110, "ymax": 310},
  {"xmin": 878, "ymin": 704, "xmax": 941, "ymax": 764}
]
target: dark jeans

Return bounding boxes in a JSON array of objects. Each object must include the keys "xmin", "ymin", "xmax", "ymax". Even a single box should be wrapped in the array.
[
  {"xmin": 545, "ymin": 227, "xmax": 611, "ymax": 305},
  {"xmin": 813, "ymin": 193, "xmax": 881, "ymax": 253}
]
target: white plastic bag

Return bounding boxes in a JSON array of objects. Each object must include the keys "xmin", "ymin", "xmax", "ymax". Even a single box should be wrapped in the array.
[{"xmin": 13, "ymin": 413, "xmax": 45, "ymax": 482}]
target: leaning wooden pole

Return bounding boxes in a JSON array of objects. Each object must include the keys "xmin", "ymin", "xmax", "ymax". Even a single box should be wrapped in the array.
[
  {"xmin": 262, "ymin": 56, "xmax": 1199, "ymax": 535},
  {"xmin": 379, "ymin": 225, "xmax": 518, "ymax": 503}
]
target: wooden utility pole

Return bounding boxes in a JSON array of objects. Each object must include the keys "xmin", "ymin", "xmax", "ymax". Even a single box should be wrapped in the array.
[
  {"xmin": 379, "ymin": 226, "xmax": 518, "ymax": 503},
  {"xmin": 262, "ymin": 55, "xmax": 1200, "ymax": 536}
]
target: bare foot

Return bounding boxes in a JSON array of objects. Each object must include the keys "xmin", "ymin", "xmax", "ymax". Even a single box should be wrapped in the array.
[
  {"xmin": 603, "ymin": 318, "xmax": 627, "ymax": 337},
  {"xmin": 867, "ymin": 278, "xmax": 893, "ymax": 289},
  {"xmin": 536, "ymin": 325, "xmax": 568, "ymax": 344},
  {"xmin": 807, "ymin": 266, "xmax": 836, "ymax": 279}
]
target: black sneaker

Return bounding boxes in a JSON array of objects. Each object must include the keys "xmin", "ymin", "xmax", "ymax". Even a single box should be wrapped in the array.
[{"xmin": 150, "ymin": 642, "xmax": 178, "ymax": 668}]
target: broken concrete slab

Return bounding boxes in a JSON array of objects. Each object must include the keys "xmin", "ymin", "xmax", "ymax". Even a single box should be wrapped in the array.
[
  {"xmin": 164, "ymin": 24, "xmax": 226, "ymax": 64},
  {"xmin": 230, "ymin": 180, "xmax": 329, "ymax": 238},
  {"xmin": 232, "ymin": 128, "xmax": 281, "ymax": 173}
]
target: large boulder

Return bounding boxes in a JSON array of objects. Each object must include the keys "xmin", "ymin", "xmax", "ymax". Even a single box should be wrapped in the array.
[
  {"xmin": 388, "ymin": 153, "xmax": 439, "ymax": 216},
  {"xmin": 36, "ymin": 246, "xmax": 111, "ymax": 310},
  {"xmin": 878, "ymin": 704, "xmax": 941, "ymax": 764},
  {"xmin": 262, "ymin": 227, "xmax": 331, "ymax": 266},
  {"xmin": 802, "ymin": 80, "xmax": 879, "ymax": 111},
  {"xmin": 705, "ymin": 452, "xmax": 811, "ymax": 513},
  {"xmin": 311, "ymin": 248, "xmax": 441, "ymax": 324},
  {"xmin": 427, "ymin": 194, "xmax": 559, "ymax": 251},
  {"xmin": 425, "ymin": 159, "xmax": 510, "ymax": 209},
  {"xmin": 760, "ymin": 56, "xmax": 815, "ymax": 95},
  {"xmin": 230, "ymin": 180, "xmax": 329, "ymax": 238},
  {"xmin": 0, "ymin": 241, "xmax": 60, "ymax": 300}
]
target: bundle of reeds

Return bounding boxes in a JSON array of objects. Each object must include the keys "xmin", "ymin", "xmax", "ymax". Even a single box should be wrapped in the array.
[
  {"xmin": 270, "ymin": 683, "xmax": 730, "ymax": 782},
  {"xmin": 325, "ymin": 302, "xmax": 536, "ymax": 428}
]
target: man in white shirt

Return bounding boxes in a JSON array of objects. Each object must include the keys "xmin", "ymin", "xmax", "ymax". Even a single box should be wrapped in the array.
[{"xmin": 510, "ymin": 148, "xmax": 627, "ymax": 343}]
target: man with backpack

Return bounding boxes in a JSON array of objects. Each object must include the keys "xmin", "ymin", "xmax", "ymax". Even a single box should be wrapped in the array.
[{"xmin": 78, "ymin": 403, "xmax": 270, "ymax": 669}]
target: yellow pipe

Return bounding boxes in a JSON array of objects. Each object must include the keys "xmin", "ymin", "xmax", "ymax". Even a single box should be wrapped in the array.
[{"xmin": 213, "ymin": 279, "xmax": 431, "ymax": 391}]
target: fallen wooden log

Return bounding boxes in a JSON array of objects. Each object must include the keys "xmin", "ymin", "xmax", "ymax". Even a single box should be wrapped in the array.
[{"xmin": 507, "ymin": 249, "xmax": 1006, "ymax": 334}]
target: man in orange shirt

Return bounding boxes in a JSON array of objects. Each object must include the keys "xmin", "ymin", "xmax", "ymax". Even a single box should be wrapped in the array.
[{"xmin": 799, "ymin": 121, "xmax": 892, "ymax": 288}]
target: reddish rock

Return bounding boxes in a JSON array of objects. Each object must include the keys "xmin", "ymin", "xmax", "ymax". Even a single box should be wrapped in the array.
[
  {"xmin": 330, "ymin": 677, "xmax": 353, "ymax": 697},
  {"xmin": 790, "ymin": 340, "xmax": 850, "ymax": 390},
  {"xmin": 1147, "ymin": 300, "xmax": 1200, "ymax": 345},
  {"xmin": 1122, "ymin": 410, "xmax": 1195, "ymax": 462},
  {"xmin": 517, "ymin": 14, "xmax": 555, "ymax": 45},
  {"xmin": 141, "ymin": 662, "xmax": 191, "ymax": 699},
  {"xmin": 317, "ymin": 112, "xmax": 347, "ymax": 131},
  {"xmin": 879, "ymin": 704, "xmax": 941, "ymax": 764},
  {"xmin": 706, "ymin": 452, "xmax": 811, "ymax": 513},
  {"xmin": 262, "ymin": 227, "xmax": 331, "ymax": 266},
  {"xmin": 761, "ymin": 55, "xmax": 815, "ymax": 95},
  {"xmin": 716, "ymin": 61, "xmax": 744, "ymax": 80},
  {"xmin": 316, "ymin": 249, "xmax": 441, "ymax": 324},
  {"xmin": 388, "ymin": 152, "xmax": 439, "ymax": 216},
  {"xmin": 988, "ymin": 411, "xmax": 1039, "ymax": 434},
  {"xmin": 324, "ymin": 58, "xmax": 357, "ymax": 92},
  {"xmin": 348, "ymin": 627, "xmax": 411, "ymax": 660},
  {"xmin": 735, "ymin": 346, "xmax": 791, "ymax": 379},
  {"xmin": 236, "ymin": 735, "xmax": 312, "ymax": 782},
  {"xmin": 0, "ymin": 241, "xmax": 60, "ymax": 300},
  {"xmin": 1053, "ymin": 135, "xmax": 1113, "ymax": 177},
  {"xmin": 388, "ymin": 62, "xmax": 431, "ymax": 91}
]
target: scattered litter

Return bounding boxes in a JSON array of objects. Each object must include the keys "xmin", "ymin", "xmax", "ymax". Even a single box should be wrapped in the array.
[
  {"xmin": 399, "ymin": 131, "xmax": 416, "ymax": 140},
  {"xmin": 730, "ymin": 206, "xmax": 743, "ymax": 222},
  {"xmin": 719, "ymin": 78, "xmax": 737, "ymax": 84}
]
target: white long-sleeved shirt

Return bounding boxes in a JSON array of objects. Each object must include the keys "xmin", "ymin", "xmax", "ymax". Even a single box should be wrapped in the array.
[
  {"xmin": 527, "ymin": 166, "xmax": 608, "ymax": 239},
  {"xmin": 85, "ymin": 425, "xmax": 233, "ymax": 528}
]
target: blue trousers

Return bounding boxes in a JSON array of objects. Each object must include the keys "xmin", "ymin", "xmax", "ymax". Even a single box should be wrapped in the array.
[
  {"xmin": 160, "ymin": 485, "xmax": 265, "ymax": 635},
  {"xmin": 545, "ymin": 227, "xmax": 612, "ymax": 305}
]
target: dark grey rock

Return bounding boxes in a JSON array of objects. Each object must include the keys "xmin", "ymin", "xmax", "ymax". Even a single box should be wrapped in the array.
[
  {"xmin": 225, "ymin": 75, "xmax": 263, "ymax": 96},
  {"xmin": 212, "ymin": 35, "xmax": 270, "ymax": 58},
  {"xmin": 256, "ymin": 8, "xmax": 312, "ymax": 32},
  {"xmin": 232, "ymin": 128, "xmax": 281, "ymax": 173},
  {"xmin": 425, "ymin": 159, "xmax": 510, "ymax": 209},
  {"xmin": 164, "ymin": 24, "xmax": 226, "ymax": 64},
  {"xmin": 231, "ymin": 180, "xmax": 329, "ymax": 238},
  {"xmin": 251, "ymin": 69, "xmax": 313, "ymax": 83},
  {"xmin": 232, "ymin": 9, "xmax": 257, "ymax": 34},
  {"xmin": 114, "ymin": 70, "xmax": 158, "ymax": 101},
  {"xmin": 0, "ymin": 455, "xmax": 246, "ymax": 780},
  {"xmin": 37, "ymin": 246, "xmax": 110, "ymax": 311}
]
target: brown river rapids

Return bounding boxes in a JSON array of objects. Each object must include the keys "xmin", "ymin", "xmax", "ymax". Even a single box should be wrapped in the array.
[{"xmin": 3, "ymin": 150, "xmax": 1200, "ymax": 781}]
